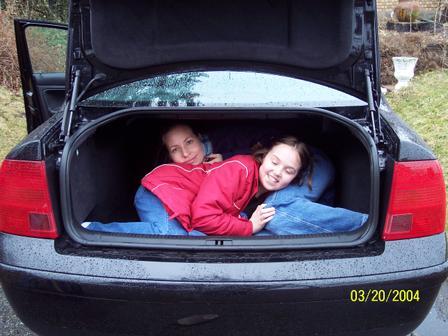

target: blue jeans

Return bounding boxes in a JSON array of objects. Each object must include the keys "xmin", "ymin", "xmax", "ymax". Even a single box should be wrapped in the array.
[
  {"xmin": 85, "ymin": 187, "xmax": 205, "ymax": 236},
  {"xmin": 257, "ymin": 185, "xmax": 368, "ymax": 235},
  {"xmin": 86, "ymin": 185, "xmax": 367, "ymax": 235},
  {"xmin": 85, "ymin": 149, "xmax": 366, "ymax": 235}
]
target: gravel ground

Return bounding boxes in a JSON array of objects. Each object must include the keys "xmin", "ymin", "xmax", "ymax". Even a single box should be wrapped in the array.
[{"xmin": 0, "ymin": 285, "xmax": 35, "ymax": 336}]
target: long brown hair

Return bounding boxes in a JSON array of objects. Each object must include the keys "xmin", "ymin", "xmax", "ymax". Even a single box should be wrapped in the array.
[{"xmin": 252, "ymin": 136, "xmax": 314, "ymax": 189}]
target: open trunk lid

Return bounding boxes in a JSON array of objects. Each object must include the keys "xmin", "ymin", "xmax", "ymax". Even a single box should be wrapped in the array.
[{"xmin": 69, "ymin": 0, "xmax": 381, "ymax": 105}]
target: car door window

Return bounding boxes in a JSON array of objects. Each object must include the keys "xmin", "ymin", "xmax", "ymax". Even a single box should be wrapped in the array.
[
  {"xmin": 25, "ymin": 26, "xmax": 67, "ymax": 73},
  {"xmin": 16, "ymin": 21, "xmax": 68, "ymax": 132}
]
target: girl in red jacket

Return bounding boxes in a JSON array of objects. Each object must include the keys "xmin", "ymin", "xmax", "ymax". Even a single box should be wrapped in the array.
[
  {"xmin": 85, "ymin": 130, "xmax": 311, "ymax": 235},
  {"xmin": 140, "ymin": 135, "xmax": 313, "ymax": 236}
]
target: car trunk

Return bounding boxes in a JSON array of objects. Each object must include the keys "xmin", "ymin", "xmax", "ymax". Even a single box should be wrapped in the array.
[{"xmin": 61, "ymin": 108, "xmax": 380, "ymax": 249}]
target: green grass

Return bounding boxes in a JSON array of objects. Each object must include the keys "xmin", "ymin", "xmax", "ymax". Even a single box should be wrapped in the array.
[
  {"xmin": 0, "ymin": 87, "xmax": 27, "ymax": 161},
  {"xmin": 387, "ymin": 70, "xmax": 448, "ymax": 231}
]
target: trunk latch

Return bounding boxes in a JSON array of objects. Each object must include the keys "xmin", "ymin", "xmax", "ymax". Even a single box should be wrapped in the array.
[{"xmin": 206, "ymin": 239, "xmax": 234, "ymax": 246}]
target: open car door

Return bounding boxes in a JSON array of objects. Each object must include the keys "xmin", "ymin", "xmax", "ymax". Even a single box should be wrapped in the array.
[{"xmin": 14, "ymin": 19, "xmax": 67, "ymax": 133}]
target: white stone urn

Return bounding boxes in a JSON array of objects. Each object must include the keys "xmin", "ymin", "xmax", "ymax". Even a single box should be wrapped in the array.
[{"xmin": 392, "ymin": 57, "xmax": 418, "ymax": 90}]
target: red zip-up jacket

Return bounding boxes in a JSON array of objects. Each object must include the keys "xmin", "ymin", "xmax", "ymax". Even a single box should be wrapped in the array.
[{"xmin": 141, "ymin": 155, "xmax": 259, "ymax": 236}]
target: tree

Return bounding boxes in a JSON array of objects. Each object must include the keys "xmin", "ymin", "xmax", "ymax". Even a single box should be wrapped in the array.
[
  {"xmin": 3, "ymin": 0, "xmax": 68, "ymax": 22},
  {"xmin": 90, "ymin": 73, "xmax": 209, "ymax": 107}
]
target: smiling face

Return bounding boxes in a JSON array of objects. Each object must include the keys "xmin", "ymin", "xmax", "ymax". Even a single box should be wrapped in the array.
[
  {"xmin": 258, "ymin": 143, "xmax": 301, "ymax": 192},
  {"xmin": 163, "ymin": 125, "xmax": 205, "ymax": 165}
]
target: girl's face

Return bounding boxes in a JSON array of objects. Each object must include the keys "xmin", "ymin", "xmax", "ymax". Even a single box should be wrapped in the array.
[
  {"xmin": 259, "ymin": 144, "xmax": 301, "ymax": 192},
  {"xmin": 164, "ymin": 125, "xmax": 205, "ymax": 165}
]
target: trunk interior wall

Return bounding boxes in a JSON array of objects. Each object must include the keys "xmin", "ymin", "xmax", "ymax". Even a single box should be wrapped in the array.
[
  {"xmin": 319, "ymin": 122, "xmax": 371, "ymax": 214},
  {"xmin": 69, "ymin": 114, "xmax": 371, "ymax": 223}
]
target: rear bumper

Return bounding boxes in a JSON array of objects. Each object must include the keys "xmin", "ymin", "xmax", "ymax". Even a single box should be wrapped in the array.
[
  {"xmin": 1, "ymin": 232, "xmax": 447, "ymax": 335},
  {"xmin": 1, "ymin": 260, "xmax": 447, "ymax": 336}
]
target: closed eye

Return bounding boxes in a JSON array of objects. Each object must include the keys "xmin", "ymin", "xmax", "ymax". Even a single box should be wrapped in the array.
[{"xmin": 286, "ymin": 168, "xmax": 296, "ymax": 175}]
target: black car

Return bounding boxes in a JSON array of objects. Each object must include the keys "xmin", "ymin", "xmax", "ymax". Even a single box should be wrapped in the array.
[{"xmin": 1, "ymin": 1, "xmax": 447, "ymax": 335}]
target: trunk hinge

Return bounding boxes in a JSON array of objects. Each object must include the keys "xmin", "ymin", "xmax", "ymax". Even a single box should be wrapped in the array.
[
  {"xmin": 51, "ymin": 69, "xmax": 106, "ymax": 167},
  {"xmin": 49, "ymin": 68, "xmax": 81, "ymax": 168},
  {"xmin": 60, "ymin": 69, "xmax": 106, "ymax": 142},
  {"xmin": 60, "ymin": 67, "xmax": 81, "ymax": 142},
  {"xmin": 365, "ymin": 69, "xmax": 383, "ymax": 145},
  {"xmin": 365, "ymin": 69, "xmax": 387, "ymax": 170}
]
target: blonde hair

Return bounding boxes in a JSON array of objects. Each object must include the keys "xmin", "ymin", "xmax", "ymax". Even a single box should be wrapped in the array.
[{"xmin": 252, "ymin": 136, "xmax": 314, "ymax": 189}]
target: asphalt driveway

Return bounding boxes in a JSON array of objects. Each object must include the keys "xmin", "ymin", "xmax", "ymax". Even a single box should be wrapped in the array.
[{"xmin": 0, "ymin": 285, "xmax": 35, "ymax": 335}]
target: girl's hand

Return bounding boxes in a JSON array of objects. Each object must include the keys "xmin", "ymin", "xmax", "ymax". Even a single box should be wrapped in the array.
[
  {"xmin": 250, "ymin": 204, "xmax": 276, "ymax": 234},
  {"xmin": 205, "ymin": 153, "xmax": 223, "ymax": 164}
]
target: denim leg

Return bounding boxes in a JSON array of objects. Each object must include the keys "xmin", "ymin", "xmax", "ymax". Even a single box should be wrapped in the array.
[
  {"xmin": 85, "ymin": 220, "xmax": 162, "ymax": 234},
  {"xmin": 262, "ymin": 197, "xmax": 368, "ymax": 235},
  {"xmin": 134, "ymin": 186, "xmax": 165, "ymax": 222},
  {"xmin": 134, "ymin": 186, "xmax": 205, "ymax": 236},
  {"xmin": 84, "ymin": 187, "xmax": 205, "ymax": 236}
]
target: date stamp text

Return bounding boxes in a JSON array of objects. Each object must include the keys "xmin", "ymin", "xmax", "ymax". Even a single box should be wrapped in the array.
[{"xmin": 350, "ymin": 289, "xmax": 420, "ymax": 303}]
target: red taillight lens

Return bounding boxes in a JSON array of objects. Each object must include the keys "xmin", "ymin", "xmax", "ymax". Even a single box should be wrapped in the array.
[
  {"xmin": 0, "ymin": 160, "xmax": 58, "ymax": 238},
  {"xmin": 383, "ymin": 160, "xmax": 446, "ymax": 241}
]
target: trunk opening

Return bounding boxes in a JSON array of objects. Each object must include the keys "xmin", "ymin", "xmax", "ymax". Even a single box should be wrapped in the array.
[{"xmin": 60, "ymin": 108, "xmax": 380, "ymax": 250}]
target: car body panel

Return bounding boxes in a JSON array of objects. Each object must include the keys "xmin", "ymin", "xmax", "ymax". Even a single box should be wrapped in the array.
[
  {"xmin": 5, "ymin": 112, "xmax": 63, "ymax": 161},
  {"xmin": 1, "ymin": 232, "xmax": 447, "ymax": 335},
  {"xmin": 1, "ymin": 237, "xmax": 447, "ymax": 336},
  {"xmin": 0, "ymin": 233, "xmax": 446, "ymax": 281}
]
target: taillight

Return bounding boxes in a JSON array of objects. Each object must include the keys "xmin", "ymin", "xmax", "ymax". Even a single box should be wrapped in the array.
[
  {"xmin": 0, "ymin": 160, "xmax": 58, "ymax": 238},
  {"xmin": 383, "ymin": 160, "xmax": 446, "ymax": 241}
]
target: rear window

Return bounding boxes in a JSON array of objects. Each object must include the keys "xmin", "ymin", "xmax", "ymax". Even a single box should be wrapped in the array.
[{"xmin": 81, "ymin": 71, "xmax": 366, "ymax": 108}]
